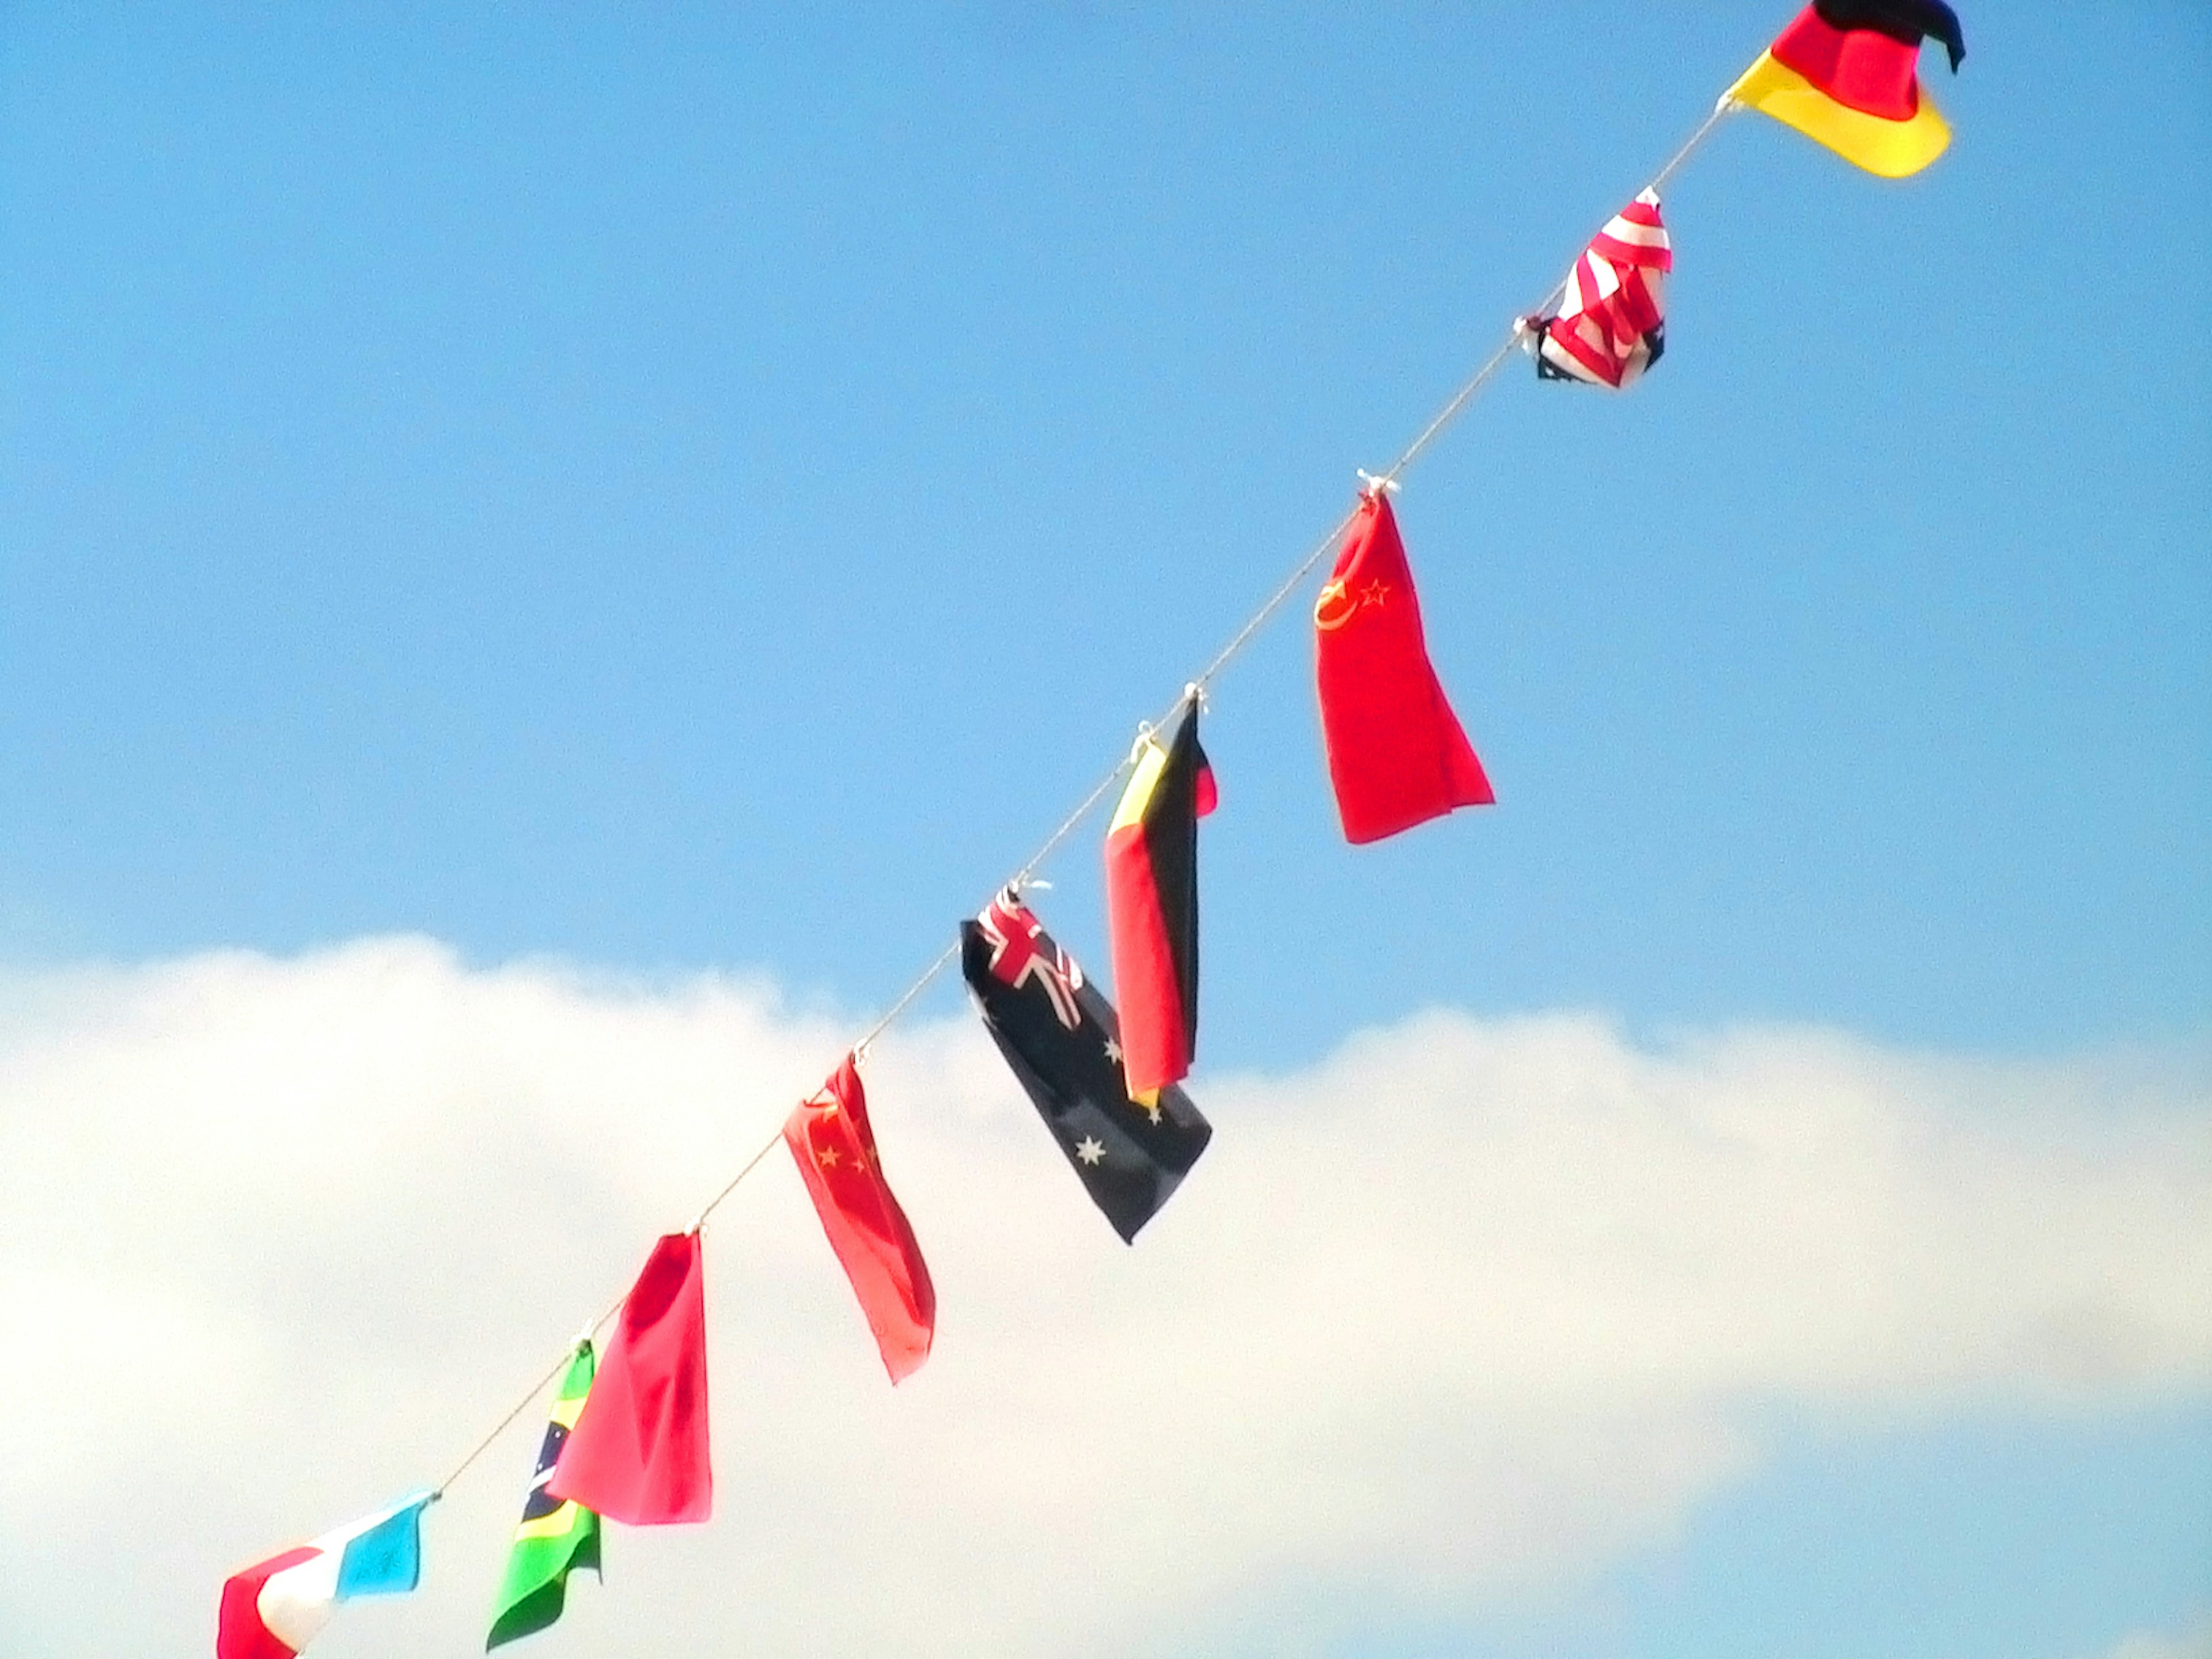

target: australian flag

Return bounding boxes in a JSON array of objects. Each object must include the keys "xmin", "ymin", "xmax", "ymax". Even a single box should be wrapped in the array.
[{"xmin": 961, "ymin": 887, "xmax": 1211, "ymax": 1243}]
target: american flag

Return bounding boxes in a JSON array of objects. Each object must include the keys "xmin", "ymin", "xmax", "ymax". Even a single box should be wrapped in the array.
[{"xmin": 1531, "ymin": 188, "xmax": 1672, "ymax": 390}]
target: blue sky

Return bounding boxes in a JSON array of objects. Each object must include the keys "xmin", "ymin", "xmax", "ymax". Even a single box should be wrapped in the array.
[{"xmin": 2, "ymin": 5, "xmax": 2206, "ymax": 1657}]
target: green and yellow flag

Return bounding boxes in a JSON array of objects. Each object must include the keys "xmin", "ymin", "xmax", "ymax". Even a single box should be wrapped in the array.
[{"xmin": 487, "ymin": 1341, "xmax": 602, "ymax": 1650}]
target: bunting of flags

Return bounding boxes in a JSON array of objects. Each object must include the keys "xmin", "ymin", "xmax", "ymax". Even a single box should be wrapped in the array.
[{"xmin": 215, "ymin": 8, "xmax": 1969, "ymax": 1650}]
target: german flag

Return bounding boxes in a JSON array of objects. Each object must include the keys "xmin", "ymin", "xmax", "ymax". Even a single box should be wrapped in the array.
[
  {"xmin": 1729, "ymin": 1, "xmax": 1965, "ymax": 178},
  {"xmin": 1104, "ymin": 706, "xmax": 1215, "ymax": 1105}
]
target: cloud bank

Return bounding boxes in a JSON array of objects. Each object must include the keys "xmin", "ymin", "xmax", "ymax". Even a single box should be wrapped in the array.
[
  {"xmin": 2099, "ymin": 1624, "xmax": 2212, "ymax": 1659},
  {"xmin": 0, "ymin": 938, "xmax": 2205, "ymax": 1656}
]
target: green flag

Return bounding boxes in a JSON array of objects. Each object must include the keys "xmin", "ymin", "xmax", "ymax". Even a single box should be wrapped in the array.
[{"xmin": 487, "ymin": 1341, "xmax": 603, "ymax": 1649}]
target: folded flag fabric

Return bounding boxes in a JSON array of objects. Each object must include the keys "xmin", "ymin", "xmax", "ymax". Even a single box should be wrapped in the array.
[
  {"xmin": 1728, "ymin": 0, "xmax": 1965, "ymax": 177},
  {"xmin": 218, "ymin": 1490, "xmax": 432, "ymax": 1659},
  {"xmin": 1315, "ymin": 491, "xmax": 1494, "ymax": 844},
  {"xmin": 963, "ymin": 887, "xmax": 1211, "ymax": 1243},
  {"xmin": 547, "ymin": 1232, "xmax": 712, "ymax": 1525},
  {"xmin": 1103, "ymin": 706, "xmax": 1216, "ymax": 1104},
  {"xmin": 785, "ymin": 1052, "xmax": 937, "ymax": 1383},
  {"xmin": 487, "ymin": 1342, "xmax": 603, "ymax": 1650},
  {"xmin": 1531, "ymin": 189, "xmax": 1671, "ymax": 389}
]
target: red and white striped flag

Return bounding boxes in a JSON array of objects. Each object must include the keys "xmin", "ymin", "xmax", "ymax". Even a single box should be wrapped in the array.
[{"xmin": 1529, "ymin": 188, "xmax": 1672, "ymax": 390}]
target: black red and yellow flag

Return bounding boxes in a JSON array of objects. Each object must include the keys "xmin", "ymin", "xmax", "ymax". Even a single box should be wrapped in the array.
[
  {"xmin": 1729, "ymin": 1, "xmax": 1965, "ymax": 178},
  {"xmin": 1103, "ymin": 706, "xmax": 1216, "ymax": 1105},
  {"xmin": 961, "ymin": 888, "xmax": 1211, "ymax": 1243}
]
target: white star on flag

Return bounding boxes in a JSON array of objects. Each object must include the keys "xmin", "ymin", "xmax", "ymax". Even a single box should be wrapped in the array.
[
  {"xmin": 1074, "ymin": 1135, "xmax": 1105, "ymax": 1165},
  {"xmin": 1103, "ymin": 1037, "xmax": 1122, "ymax": 1065}
]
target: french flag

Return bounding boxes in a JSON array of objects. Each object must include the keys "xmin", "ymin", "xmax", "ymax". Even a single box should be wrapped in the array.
[{"xmin": 217, "ymin": 1491, "xmax": 431, "ymax": 1659}]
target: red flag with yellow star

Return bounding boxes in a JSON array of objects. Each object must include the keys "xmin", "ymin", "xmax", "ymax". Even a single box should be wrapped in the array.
[
  {"xmin": 783, "ymin": 1054, "xmax": 935, "ymax": 1383},
  {"xmin": 1314, "ymin": 491, "xmax": 1493, "ymax": 844}
]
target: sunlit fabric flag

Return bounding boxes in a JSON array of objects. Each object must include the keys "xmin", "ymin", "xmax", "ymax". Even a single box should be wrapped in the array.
[
  {"xmin": 1529, "ymin": 189, "xmax": 1671, "ymax": 389},
  {"xmin": 1314, "ymin": 490, "xmax": 1494, "ymax": 844},
  {"xmin": 486, "ymin": 1342, "xmax": 602, "ymax": 1650},
  {"xmin": 217, "ymin": 1491, "xmax": 431, "ymax": 1659},
  {"xmin": 1728, "ymin": 0, "xmax": 1965, "ymax": 178},
  {"xmin": 1103, "ymin": 706, "xmax": 1217, "ymax": 1104},
  {"xmin": 784, "ymin": 1052, "xmax": 937, "ymax": 1383},
  {"xmin": 962, "ymin": 887, "xmax": 1211, "ymax": 1243},
  {"xmin": 546, "ymin": 1231, "xmax": 712, "ymax": 1525}
]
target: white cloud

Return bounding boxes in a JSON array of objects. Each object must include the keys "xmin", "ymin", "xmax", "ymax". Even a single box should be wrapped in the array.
[
  {"xmin": 2099, "ymin": 1622, "xmax": 2212, "ymax": 1659},
  {"xmin": 0, "ymin": 939, "xmax": 2206, "ymax": 1657}
]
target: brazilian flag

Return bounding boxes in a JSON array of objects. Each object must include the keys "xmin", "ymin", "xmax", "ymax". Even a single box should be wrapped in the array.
[{"xmin": 487, "ymin": 1342, "xmax": 602, "ymax": 1649}]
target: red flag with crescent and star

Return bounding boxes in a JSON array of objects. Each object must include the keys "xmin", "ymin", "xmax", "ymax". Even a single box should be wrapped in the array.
[
  {"xmin": 1314, "ymin": 490, "xmax": 1493, "ymax": 844},
  {"xmin": 782, "ymin": 1053, "xmax": 936, "ymax": 1384}
]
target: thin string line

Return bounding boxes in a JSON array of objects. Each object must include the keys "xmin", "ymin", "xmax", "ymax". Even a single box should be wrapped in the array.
[
  {"xmin": 1652, "ymin": 96, "xmax": 1738, "ymax": 196},
  {"xmin": 425, "ymin": 96, "xmax": 1738, "ymax": 1509},
  {"xmin": 1380, "ymin": 95, "xmax": 1736, "ymax": 491},
  {"xmin": 435, "ymin": 1295, "xmax": 623, "ymax": 1494},
  {"xmin": 1188, "ymin": 99, "xmax": 1735, "ymax": 693}
]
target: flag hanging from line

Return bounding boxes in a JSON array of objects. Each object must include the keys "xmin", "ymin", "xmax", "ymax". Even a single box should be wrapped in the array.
[
  {"xmin": 1314, "ymin": 490, "xmax": 1493, "ymax": 844},
  {"xmin": 546, "ymin": 1232, "xmax": 712, "ymax": 1525},
  {"xmin": 1104, "ymin": 706, "xmax": 1216, "ymax": 1105},
  {"xmin": 487, "ymin": 1342, "xmax": 603, "ymax": 1650},
  {"xmin": 962, "ymin": 887, "xmax": 1211, "ymax": 1243},
  {"xmin": 1728, "ymin": 1, "xmax": 1965, "ymax": 178},
  {"xmin": 784, "ymin": 1052, "xmax": 937, "ymax": 1383},
  {"xmin": 218, "ymin": 1491, "xmax": 432, "ymax": 1659},
  {"xmin": 1530, "ymin": 189, "xmax": 1671, "ymax": 390}
]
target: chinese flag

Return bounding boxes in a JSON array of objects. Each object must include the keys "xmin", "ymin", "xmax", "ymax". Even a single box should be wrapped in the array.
[
  {"xmin": 547, "ymin": 1232, "xmax": 711, "ymax": 1525},
  {"xmin": 1314, "ymin": 492, "xmax": 1493, "ymax": 844},
  {"xmin": 783, "ymin": 1054, "xmax": 936, "ymax": 1384}
]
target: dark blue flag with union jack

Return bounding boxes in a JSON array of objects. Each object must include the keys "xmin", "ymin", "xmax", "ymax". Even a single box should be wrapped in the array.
[{"xmin": 961, "ymin": 888, "xmax": 1211, "ymax": 1243}]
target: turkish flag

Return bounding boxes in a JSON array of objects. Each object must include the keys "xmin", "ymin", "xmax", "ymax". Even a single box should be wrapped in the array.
[
  {"xmin": 783, "ymin": 1054, "xmax": 936, "ymax": 1383},
  {"xmin": 1314, "ymin": 493, "xmax": 1493, "ymax": 844},
  {"xmin": 547, "ymin": 1232, "xmax": 712, "ymax": 1524}
]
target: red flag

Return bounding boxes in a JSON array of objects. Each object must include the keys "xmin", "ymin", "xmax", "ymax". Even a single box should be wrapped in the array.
[
  {"xmin": 217, "ymin": 1547, "xmax": 318, "ymax": 1659},
  {"xmin": 547, "ymin": 1232, "xmax": 711, "ymax": 1525},
  {"xmin": 1314, "ymin": 493, "xmax": 1493, "ymax": 844},
  {"xmin": 783, "ymin": 1054, "xmax": 936, "ymax": 1383}
]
